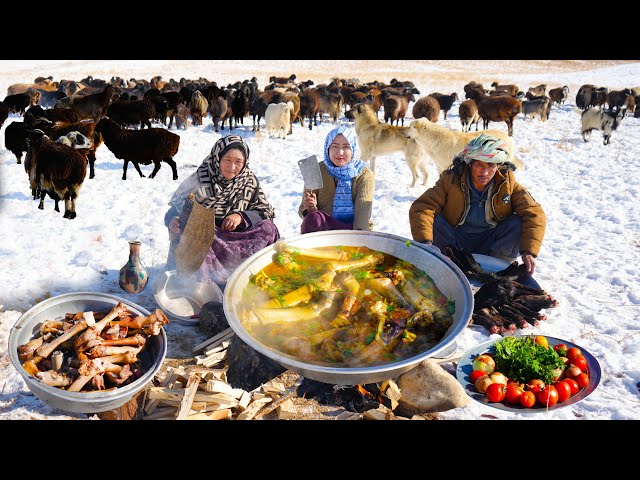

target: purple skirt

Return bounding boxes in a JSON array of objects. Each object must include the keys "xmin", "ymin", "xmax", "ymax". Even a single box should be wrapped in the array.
[
  {"xmin": 300, "ymin": 210, "xmax": 353, "ymax": 234},
  {"xmin": 167, "ymin": 219, "xmax": 280, "ymax": 286}
]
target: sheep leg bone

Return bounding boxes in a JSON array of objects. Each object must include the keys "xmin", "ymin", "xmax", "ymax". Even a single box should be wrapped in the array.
[{"xmin": 36, "ymin": 317, "xmax": 90, "ymax": 359}]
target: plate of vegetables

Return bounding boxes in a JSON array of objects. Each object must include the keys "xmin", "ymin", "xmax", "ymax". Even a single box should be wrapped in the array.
[{"xmin": 456, "ymin": 335, "xmax": 601, "ymax": 412}]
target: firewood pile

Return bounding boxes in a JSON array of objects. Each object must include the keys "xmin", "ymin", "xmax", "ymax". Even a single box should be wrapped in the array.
[{"xmin": 142, "ymin": 327, "xmax": 431, "ymax": 420}]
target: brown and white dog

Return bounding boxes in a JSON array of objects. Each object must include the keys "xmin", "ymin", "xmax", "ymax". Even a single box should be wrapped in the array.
[
  {"xmin": 351, "ymin": 103, "xmax": 430, "ymax": 187},
  {"xmin": 407, "ymin": 117, "xmax": 525, "ymax": 174}
]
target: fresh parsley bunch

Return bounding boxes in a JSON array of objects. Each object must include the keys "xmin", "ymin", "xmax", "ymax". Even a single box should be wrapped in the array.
[{"xmin": 493, "ymin": 336, "xmax": 565, "ymax": 384}]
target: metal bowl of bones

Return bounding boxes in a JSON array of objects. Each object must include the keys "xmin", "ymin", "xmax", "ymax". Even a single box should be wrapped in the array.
[
  {"xmin": 223, "ymin": 230, "xmax": 474, "ymax": 385},
  {"xmin": 8, "ymin": 292, "xmax": 168, "ymax": 414}
]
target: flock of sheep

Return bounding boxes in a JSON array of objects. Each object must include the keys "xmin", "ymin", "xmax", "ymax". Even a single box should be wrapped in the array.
[{"xmin": 1, "ymin": 73, "xmax": 638, "ymax": 220}]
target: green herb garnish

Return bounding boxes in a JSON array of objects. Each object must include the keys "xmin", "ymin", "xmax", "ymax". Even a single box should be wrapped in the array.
[{"xmin": 493, "ymin": 336, "xmax": 565, "ymax": 384}]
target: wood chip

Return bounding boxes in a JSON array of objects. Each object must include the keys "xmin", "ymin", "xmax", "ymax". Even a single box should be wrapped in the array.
[
  {"xmin": 363, "ymin": 405, "xmax": 395, "ymax": 420},
  {"xmin": 253, "ymin": 392, "xmax": 295, "ymax": 419},
  {"xmin": 147, "ymin": 387, "xmax": 240, "ymax": 407},
  {"xmin": 175, "ymin": 373, "xmax": 201, "ymax": 420},
  {"xmin": 236, "ymin": 397, "xmax": 272, "ymax": 420},
  {"xmin": 384, "ymin": 378, "xmax": 402, "ymax": 411},
  {"xmin": 335, "ymin": 411, "xmax": 362, "ymax": 420},
  {"xmin": 238, "ymin": 391, "xmax": 252, "ymax": 410},
  {"xmin": 204, "ymin": 340, "xmax": 230, "ymax": 356},
  {"xmin": 144, "ymin": 366, "xmax": 182, "ymax": 415},
  {"xmin": 277, "ymin": 398, "xmax": 297, "ymax": 419},
  {"xmin": 192, "ymin": 328, "xmax": 234, "ymax": 353},
  {"xmin": 186, "ymin": 409, "xmax": 232, "ymax": 420},
  {"xmin": 143, "ymin": 407, "xmax": 177, "ymax": 420}
]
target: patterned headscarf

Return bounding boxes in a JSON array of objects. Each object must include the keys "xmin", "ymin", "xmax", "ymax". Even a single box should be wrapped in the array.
[
  {"xmin": 462, "ymin": 134, "xmax": 511, "ymax": 164},
  {"xmin": 323, "ymin": 126, "xmax": 366, "ymax": 223},
  {"xmin": 194, "ymin": 135, "xmax": 275, "ymax": 220}
]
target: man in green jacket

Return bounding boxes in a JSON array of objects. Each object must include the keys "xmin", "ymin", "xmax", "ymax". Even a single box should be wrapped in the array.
[{"xmin": 409, "ymin": 134, "xmax": 545, "ymax": 275}]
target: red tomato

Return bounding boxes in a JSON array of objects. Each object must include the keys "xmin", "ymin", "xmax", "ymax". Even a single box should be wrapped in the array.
[
  {"xmin": 536, "ymin": 385, "xmax": 559, "ymax": 407},
  {"xmin": 469, "ymin": 370, "xmax": 487, "ymax": 383},
  {"xmin": 507, "ymin": 379, "xmax": 524, "ymax": 389},
  {"xmin": 505, "ymin": 386, "xmax": 524, "ymax": 405},
  {"xmin": 575, "ymin": 372, "xmax": 590, "ymax": 389},
  {"xmin": 569, "ymin": 355, "xmax": 588, "ymax": 372},
  {"xmin": 553, "ymin": 343, "xmax": 568, "ymax": 356},
  {"xmin": 566, "ymin": 347, "xmax": 582, "ymax": 359},
  {"xmin": 485, "ymin": 382, "xmax": 507, "ymax": 402},
  {"xmin": 564, "ymin": 378, "xmax": 580, "ymax": 395},
  {"xmin": 555, "ymin": 381, "xmax": 572, "ymax": 402},
  {"xmin": 527, "ymin": 378, "xmax": 545, "ymax": 393},
  {"xmin": 520, "ymin": 391, "xmax": 536, "ymax": 408}
]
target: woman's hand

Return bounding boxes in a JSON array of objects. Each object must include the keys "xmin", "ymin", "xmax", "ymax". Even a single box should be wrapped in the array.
[
  {"xmin": 221, "ymin": 213, "xmax": 244, "ymax": 231},
  {"xmin": 303, "ymin": 191, "xmax": 318, "ymax": 213},
  {"xmin": 168, "ymin": 216, "xmax": 181, "ymax": 241},
  {"xmin": 521, "ymin": 251, "xmax": 536, "ymax": 275}
]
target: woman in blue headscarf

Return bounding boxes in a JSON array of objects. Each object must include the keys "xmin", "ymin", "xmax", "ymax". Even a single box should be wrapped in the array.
[{"xmin": 298, "ymin": 126, "xmax": 375, "ymax": 233}]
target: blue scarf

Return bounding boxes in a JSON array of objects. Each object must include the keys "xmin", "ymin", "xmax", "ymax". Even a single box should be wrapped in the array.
[{"xmin": 324, "ymin": 158, "xmax": 366, "ymax": 223}]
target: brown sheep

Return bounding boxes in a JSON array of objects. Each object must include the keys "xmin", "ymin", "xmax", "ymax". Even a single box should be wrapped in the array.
[
  {"xmin": 95, "ymin": 117, "xmax": 180, "ymax": 180},
  {"xmin": 412, "ymin": 96, "xmax": 440, "ymax": 122},
  {"xmin": 606, "ymin": 89, "xmax": 633, "ymax": 112},
  {"xmin": 466, "ymin": 88, "xmax": 521, "ymax": 136},
  {"xmin": 490, "ymin": 82, "xmax": 520, "ymax": 96},
  {"xmin": 527, "ymin": 84, "xmax": 547, "ymax": 97},
  {"xmin": 428, "ymin": 92, "xmax": 458, "ymax": 120},
  {"xmin": 383, "ymin": 89, "xmax": 416, "ymax": 126},
  {"xmin": 317, "ymin": 87, "xmax": 343, "ymax": 124},
  {"xmin": 7, "ymin": 79, "xmax": 57, "ymax": 96},
  {"xmin": 189, "ymin": 90, "xmax": 209, "ymax": 126},
  {"xmin": 210, "ymin": 96, "xmax": 229, "ymax": 132},
  {"xmin": 464, "ymin": 81, "xmax": 486, "ymax": 99},
  {"xmin": 458, "ymin": 99, "xmax": 480, "ymax": 132},
  {"xmin": 299, "ymin": 88, "xmax": 321, "ymax": 130},
  {"xmin": 63, "ymin": 84, "xmax": 116, "ymax": 122},
  {"xmin": 548, "ymin": 86, "xmax": 569, "ymax": 106}
]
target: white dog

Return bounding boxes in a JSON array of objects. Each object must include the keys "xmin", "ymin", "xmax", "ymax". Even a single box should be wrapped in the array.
[
  {"xmin": 351, "ymin": 103, "xmax": 430, "ymax": 187},
  {"xmin": 407, "ymin": 118, "xmax": 525, "ymax": 174}
]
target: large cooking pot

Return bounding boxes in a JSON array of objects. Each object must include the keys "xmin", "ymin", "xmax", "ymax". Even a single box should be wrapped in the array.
[{"xmin": 224, "ymin": 230, "xmax": 474, "ymax": 385}]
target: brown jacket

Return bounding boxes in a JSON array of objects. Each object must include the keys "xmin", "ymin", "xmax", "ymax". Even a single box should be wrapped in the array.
[
  {"xmin": 409, "ymin": 164, "xmax": 546, "ymax": 256},
  {"xmin": 298, "ymin": 161, "xmax": 375, "ymax": 231}
]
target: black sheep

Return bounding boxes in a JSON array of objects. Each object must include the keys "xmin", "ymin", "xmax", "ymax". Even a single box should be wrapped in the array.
[
  {"xmin": 0, "ymin": 101, "xmax": 9, "ymax": 129},
  {"xmin": 95, "ymin": 117, "xmax": 180, "ymax": 180},
  {"xmin": 24, "ymin": 129, "xmax": 87, "ymax": 219}
]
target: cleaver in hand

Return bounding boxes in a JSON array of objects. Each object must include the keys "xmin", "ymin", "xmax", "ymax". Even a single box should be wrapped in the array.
[{"xmin": 298, "ymin": 155, "xmax": 323, "ymax": 191}]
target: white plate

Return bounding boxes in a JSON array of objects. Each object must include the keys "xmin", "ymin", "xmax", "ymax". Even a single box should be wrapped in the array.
[{"xmin": 456, "ymin": 335, "xmax": 601, "ymax": 413}]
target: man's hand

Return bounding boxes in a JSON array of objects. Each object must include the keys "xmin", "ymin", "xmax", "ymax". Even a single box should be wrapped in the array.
[
  {"xmin": 521, "ymin": 251, "xmax": 536, "ymax": 275},
  {"xmin": 221, "ymin": 213, "xmax": 243, "ymax": 231}
]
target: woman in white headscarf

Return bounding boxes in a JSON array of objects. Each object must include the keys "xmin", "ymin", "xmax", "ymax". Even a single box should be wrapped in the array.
[{"xmin": 298, "ymin": 125, "xmax": 375, "ymax": 233}]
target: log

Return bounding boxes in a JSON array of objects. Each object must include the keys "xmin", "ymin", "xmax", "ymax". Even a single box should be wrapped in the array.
[
  {"xmin": 175, "ymin": 373, "xmax": 201, "ymax": 420},
  {"xmin": 97, "ymin": 389, "xmax": 146, "ymax": 420}
]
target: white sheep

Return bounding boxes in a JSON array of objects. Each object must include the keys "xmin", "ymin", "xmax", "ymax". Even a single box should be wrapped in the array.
[{"xmin": 264, "ymin": 101, "xmax": 294, "ymax": 139}]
